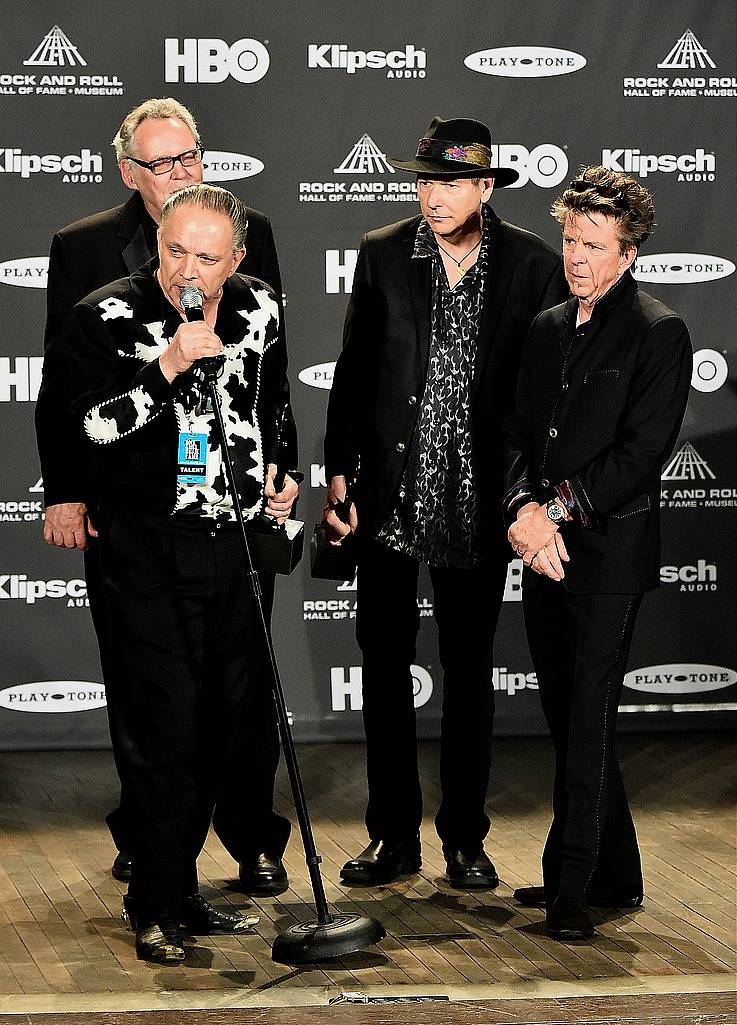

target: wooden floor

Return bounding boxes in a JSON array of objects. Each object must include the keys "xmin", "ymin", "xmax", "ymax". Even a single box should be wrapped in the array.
[{"xmin": 0, "ymin": 732, "xmax": 734, "ymax": 1018}]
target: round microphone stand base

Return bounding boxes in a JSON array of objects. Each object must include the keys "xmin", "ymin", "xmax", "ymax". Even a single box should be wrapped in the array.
[{"xmin": 272, "ymin": 913, "xmax": 386, "ymax": 966}]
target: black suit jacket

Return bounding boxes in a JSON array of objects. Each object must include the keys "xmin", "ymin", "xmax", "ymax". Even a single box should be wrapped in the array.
[
  {"xmin": 324, "ymin": 209, "xmax": 567, "ymax": 558},
  {"xmin": 503, "ymin": 271, "xmax": 692, "ymax": 593},
  {"xmin": 36, "ymin": 192, "xmax": 285, "ymax": 507}
]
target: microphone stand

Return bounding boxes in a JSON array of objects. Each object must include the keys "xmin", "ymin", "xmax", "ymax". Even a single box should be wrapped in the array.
[{"xmin": 202, "ymin": 363, "xmax": 385, "ymax": 965}]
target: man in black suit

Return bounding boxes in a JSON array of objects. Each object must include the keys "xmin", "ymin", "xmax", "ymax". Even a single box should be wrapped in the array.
[
  {"xmin": 504, "ymin": 166, "xmax": 692, "ymax": 940},
  {"xmin": 322, "ymin": 116, "xmax": 567, "ymax": 888},
  {"xmin": 35, "ymin": 97, "xmax": 289, "ymax": 897}
]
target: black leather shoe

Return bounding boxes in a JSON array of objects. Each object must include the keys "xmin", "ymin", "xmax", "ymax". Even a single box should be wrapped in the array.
[
  {"xmin": 238, "ymin": 852, "xmax": 288, "ymax": 896},
  {"xmin": 514, "ymin": 884, "xmax": 643, "ymax": 909},
  {"xmin": 340, "ymin": 836, "xmax": 421, "ymax": 885},
  {"xmin": 179, "ymin": 892, "xmax": 259, "ymax": 933},
  {"xmin": 135, "ymin": 915, "xmax": 185, "ymax": 963},
  {"xmin": 443, "ymin": 847, "xmax": 499, "ymax": 889},
  {"xmin": 111, "ymin": 851, "xmax": 133, "ymax": 882},
  {"xmin": 546, "ymin": 896, "xmax": 594, "ymax": 940}
]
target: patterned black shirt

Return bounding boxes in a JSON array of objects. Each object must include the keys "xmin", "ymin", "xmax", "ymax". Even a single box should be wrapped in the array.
[{"xmin": 376, "ymin": 205, "xmax": 490, "ymax": 567}]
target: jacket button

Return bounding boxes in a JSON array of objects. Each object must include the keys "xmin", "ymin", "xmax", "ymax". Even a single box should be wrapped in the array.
[
  {"xmin": 541, "ymin": 478, "xmax": 550, "ymax": 488},
  {"xmin": 396, "ymin": 442, "xmax": 405, "ymax": 453},
  {"xmin": 549, "ymin": 427, "xmax": 558, "ymax": 438},
  {"xmin": 562, "ymin": 381, "xmax": 569, "ymax": 390},
  {"xmin": 408, "ymin": 395, "xmax": 417, "ymax": 405}
]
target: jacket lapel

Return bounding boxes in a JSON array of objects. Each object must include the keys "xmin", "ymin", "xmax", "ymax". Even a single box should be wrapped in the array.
[
  {"xmin": 119, "ymin": 194, "xmax": 153, "ymax": 274},
  {"xmin": 472, "ymin": 209, "xmax": 516, "ymax": 400},
  {"xmin": 406, "ymin": 236, "xmax": 432, "ymax": 381}
]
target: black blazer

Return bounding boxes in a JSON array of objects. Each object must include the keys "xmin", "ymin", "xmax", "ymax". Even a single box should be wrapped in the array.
[
  {"xmin": 324, "ymin": 209, "xmax": 567, "ymax": 558},
  {"xmin": 503, "ymin": 271, "xmax": 692, "ymax": 593},
  {"xmin": 36, "ymin": 192, "xmax": 284, "ymax": 507}
]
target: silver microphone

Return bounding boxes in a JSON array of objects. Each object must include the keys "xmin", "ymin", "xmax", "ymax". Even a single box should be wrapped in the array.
[{"xmin": 179, "ymin": 286, "xmax": 205, "ymax": 321}]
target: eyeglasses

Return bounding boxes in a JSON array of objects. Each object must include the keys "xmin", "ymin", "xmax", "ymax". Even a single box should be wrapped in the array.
[
  {"xmin": 126, "ymin": 146, "xmax": 204, "ymax": 176},
  {"xmin": 569, "ymin": 177, "xmax": 628, "ymax": 209}
]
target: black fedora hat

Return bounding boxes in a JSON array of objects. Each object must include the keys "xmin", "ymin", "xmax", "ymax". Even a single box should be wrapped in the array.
[{"xmin": 389, "ymin": 115, "xmax": 519, "ymax": 188}]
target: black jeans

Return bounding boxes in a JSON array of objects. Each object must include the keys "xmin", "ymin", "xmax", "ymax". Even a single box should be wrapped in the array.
[
  {"xmin": 523, "ymin": 575, "xmax": 644, "ymax": 899},
  {"xmin": 94, "ymin": 509, "xmax": 286, "ymax": 920},
  {"xmin": 356, "ymin": 538, "xmax": 507, "ymax": 853}
]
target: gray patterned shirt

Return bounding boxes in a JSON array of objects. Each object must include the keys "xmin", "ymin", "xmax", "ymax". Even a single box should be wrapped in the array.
[{"xmin": 376, "ymin": 206, "xmax": 490, "ymax": 567}]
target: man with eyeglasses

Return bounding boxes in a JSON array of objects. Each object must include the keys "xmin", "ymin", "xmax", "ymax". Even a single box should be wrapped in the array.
[
  {"xmin": 504, "ymin": 166, "xmax": 691, "ymax": 940},
  {"xmin": 35, "ymin": 97, "xmax": 292, "ymax": 902}
]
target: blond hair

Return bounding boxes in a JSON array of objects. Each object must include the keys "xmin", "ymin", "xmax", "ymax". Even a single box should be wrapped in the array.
[{"xmin": 113, "ymin": 97, "xmax": 200, "ymax": 161}]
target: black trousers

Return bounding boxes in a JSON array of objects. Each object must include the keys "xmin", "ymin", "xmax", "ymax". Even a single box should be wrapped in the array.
[
  {"xmin": 93, "ymin": 509, "xmax": 287, "ymax": 920},
  {"xmin": 85, "ymin": 530, "xmax": 289, "ymax": 868},
  {"xmin": 356, "ymin": 538, "xmax": 507, "ymax": 852},
  {"xmin": 523, "ymin": 575, "xmax": 644, "ymax": 900}
]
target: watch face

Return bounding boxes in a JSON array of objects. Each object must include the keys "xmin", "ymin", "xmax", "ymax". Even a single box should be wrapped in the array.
[{"xmin": 547, "ymin": 501, "xmax": 565, "ymax": 522}]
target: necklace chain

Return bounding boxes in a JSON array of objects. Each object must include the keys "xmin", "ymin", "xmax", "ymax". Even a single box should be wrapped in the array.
[{"xmin": 435, "ymin": 235, "xmax": 482, "ymax": 271}]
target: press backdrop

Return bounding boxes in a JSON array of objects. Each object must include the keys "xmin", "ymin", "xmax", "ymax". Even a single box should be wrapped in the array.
[{"xmin": 0, "ymin": 1, "xmax": 735, "ymax": 748}]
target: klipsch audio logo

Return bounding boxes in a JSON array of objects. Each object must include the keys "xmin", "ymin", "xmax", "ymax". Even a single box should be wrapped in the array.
[
  {"xmin": 331, "ymin": 665, "xmax": 433, "ymax": 711},
  {"xmin": 601, "ymin": 149, "xmax": 715, "ymax": 182},
  {"xmin": 624, "ymin": 664, "xmax": 736, "ymax": 694},
  {"xmin": 493, "ymin": 667, "xmax": 538, "ymax": 695},
  {"xmin": 301, "ymin": 134, "xmax": 416, "ymax": 206},
  {"xmin": 634, "ymin": 254, "xmax": 734, "ymax": 283},
  {"xmin": 661, "ymin": 443, "xmax": 736, "ymax": 510},
  {"xmin": 660, "ymin": 559, "xmax": 717, "ymax": 592},
  {"xmin": 307, "ymin": 44, "xmax": 426, "ymax": 78},
  {"xmin": 0, "ymin": 26, "xmax": 125, "ymax": 96},
  {"xmin": 0, "ymin": 148, "xmax": 102, "ymax": 182},
  {"xmin": 0, "ymin": 681, "xmax": 106, "ymax": 713},
  {"xmin": 0, "ymin": 257, "xmax": 49, "ymax": 287},
  {"xmin": 0, "ymin": 574, "xmax": 88, "ymax": 606},
  {"xmin": 202, "ymin": 151, "xmax": 264, "ymax": 182},
  {"xmin": 465, "ymin": 46, "xmax": 586, "ymax": 77},
  {"xmin": 624, "ymin": 30, "xmax": 736, "ymax": 97}
]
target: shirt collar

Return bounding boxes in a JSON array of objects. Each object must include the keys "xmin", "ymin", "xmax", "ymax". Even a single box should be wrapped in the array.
[{"xmin": 413, "ymin": 202, "xmax": 492, "ymax": 263}]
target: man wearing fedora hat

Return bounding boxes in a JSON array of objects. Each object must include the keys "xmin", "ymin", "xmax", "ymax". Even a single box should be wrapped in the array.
[{"xmin": 323, "ymin": 116, "xmax": 567, "ymax": 887}]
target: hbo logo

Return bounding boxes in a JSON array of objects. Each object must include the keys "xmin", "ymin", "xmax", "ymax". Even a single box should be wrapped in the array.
[
  {"xmin": 165, "ymin": 38, "xmax": 270, "ymax": 83},
  {"xmin": 489, "ymin": 144, "xmax": 569, "ymax": 188}
]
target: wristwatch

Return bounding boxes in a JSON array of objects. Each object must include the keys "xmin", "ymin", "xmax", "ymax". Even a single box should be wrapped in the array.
[{"xmin": 546, "ymin": 499, "xmax": 568, "ymax": 524}]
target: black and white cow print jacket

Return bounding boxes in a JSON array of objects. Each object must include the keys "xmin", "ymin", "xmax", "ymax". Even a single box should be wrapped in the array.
[{"xmin": 66, "ymin": 261, "xmax": 296, "ymax": 521}]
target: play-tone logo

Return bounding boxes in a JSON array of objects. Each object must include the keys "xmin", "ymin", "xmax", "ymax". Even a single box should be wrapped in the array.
[
  {"xmin": 624, "ymin": 664, "xmax": 736, "ymax": 694},
  {"xmin": 634, "ymin": 254, "xmax": 734, "ymax": 284},
  {"xmin": 0, "ymin": 257, "xmax": 49, "ymax": 288},
  {"xmin": 465, "ymin": 46, "xmax": 586, "ymax": 77},
  {"xmin": 165, "ymin": 38, "xmax": 270, "ymax": 83},
  {"xmin": 691, "ymin": 350, "xmax": 728, "ymax": 393},
  {"xmin": 0, "ymin": 681, "xmax": 106, "ymax": 713},
  {"xmin": 298, "ymin": 361, "xmax": 335, "ymax": 390},
  {"xmin": 202, "ymin": 151, "xmax": 264, "ymax": 182}
]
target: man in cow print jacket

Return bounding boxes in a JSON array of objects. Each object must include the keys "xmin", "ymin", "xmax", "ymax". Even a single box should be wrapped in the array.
[{"xmin": 65, "ymin": 184, "xmax": 300, "ymax": 963}]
